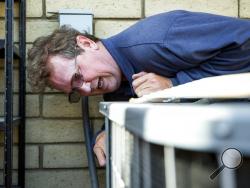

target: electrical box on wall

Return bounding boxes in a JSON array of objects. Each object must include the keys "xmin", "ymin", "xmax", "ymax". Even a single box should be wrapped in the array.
[{"xmin": 59, "ymin": 9, "xmax": 93, "ymax": 34}]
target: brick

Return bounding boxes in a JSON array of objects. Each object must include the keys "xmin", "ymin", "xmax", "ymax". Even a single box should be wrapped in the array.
[
  {"xmin": 1, "ymin": 169, "xmax": 105, "ymax": 188},
  {"xmin": 46, "ymin": 0, "xmax": 141, "ymax": 18},
  {"xmin": 0, "ymin": 171, "xmax": 18, "ymax": 185},
  {"xmin": 0, "ymin": 69, "xmax": 19, "ymax": 93},
  {"xmin": 240, "ymin": 0, "xmax": 250, "ymax": 18},
  {"xmin": 0, "ymin": 2, "xmax": 19, "ymax": 17},
  {"xmin": 0, "ymin": 126, "xmax": 19, "ymax": 144},
  {"xmin": 91, "ymin": 118, "xmax": 105, "ymax": 133},
  {"xmin": 13, "ymin": 146, "xmax": 19, "ymax": 169},
  {"xmin": 145, "ymin": 0, "xmax": 238, "ymax": 17},
  {"xmin": 0, "ymin": 145, "xmax": 39, "ymax": 169},
  {"xmin": 0, "ymin": 167, "xmax": 105, "ymax": 187},
  {"xmin": 0, "ymin": 94, "xmax": 4, "ymax": 116},
  {"xmin": 0, "ymin": 69, "xmax": 3, "ymax": 92},
  {"xmin": 0, "ymin": 94, "xmax": 2, "ymax": 115},
  {"xmin": 43, "ymin": 94, "xmax": 81, "ymax": 117},
  {"xmin": 0, "ymin": 59, "xmax": 19, "ymax": 69},
  {"xmin": 26, "ymin": 81, "xmax": 34, "ymax": 93},
  {"xmin": 26, "ymin": 0, "xmax": 43, "ymax": 17},
  {"xmin": 43, "ymin": 144, "xmax": 88, "ymax": 168},
  {"xmin": 0, "ymin": 88, "xmax": 39, "ymax": 118},
  {"xmin": 13, "ymin": 69, "xmax": 19, "ymax": 92},
  {"xmin": 0, "ymin": 20, "xmax": 5, "ymax": 38},
  {"xmin": 43, "ymin": 94, "xmax": 103, "ymax": 118},
  {"xmin": 0, "ymin": 0, "xmax": 43, "ymax": 17},
  {"xmin": 0, "ymin": 94, "xmax": 19, "ymax": 116},
  {"xmin": 14, "ymin": 95, "xmax": 19, "ymax": 116},
  {"xmin": 0, "ymin": 147, "xmax": 12, "ymax": 169},
  {"xmin": 95, "ymin": 20, "xmax": 137, "ymax": 38},
  {"xmin": 0, "ymin": 94, "xmax": 39, "ymax": 117},
  {"xmin": 26, "ymin": 94, "xmax": 40, "ymax": 117},
  {"xmin": 97, "ymin": 169, "xmax": 106, "ymax": 188},
  {"xmin": 25, "ymin": 145, "xmax": 40, "ymax": 168},
  {"xmin": 0, "ymin": 20, "xmax": 19, "ymax": 42},
  {"xmin": 26, "ymin": 119, "xmax": 84, "ymax": 143},
  {"xmin": 26, "ymin": 169, "xmax": 98, "ymax": 188},
  {"xmin": 26, "ymin": 20, "xmax": 58, "ymax": 43},
  {"xmin": 83, "ymin": 96, "xmax": 104, "ymax": 118}
]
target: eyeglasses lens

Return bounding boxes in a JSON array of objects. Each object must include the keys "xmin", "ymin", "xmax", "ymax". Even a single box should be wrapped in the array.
[
  {"xmin": 69, "ymin": 72, "xmax": 84, "ymax": 103},
  {"xmin": 69, "ymin": 89, "xmax": 81, "ymax": 103},
  {"xmin": 72, "ymin": 73, "xmax": 84, "ymax": 88}
]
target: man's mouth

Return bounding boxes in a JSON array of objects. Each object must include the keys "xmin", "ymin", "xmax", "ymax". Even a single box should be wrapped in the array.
[{"xmin": 97, "ymin": 77, "xmax": 104, "ymax": 89}]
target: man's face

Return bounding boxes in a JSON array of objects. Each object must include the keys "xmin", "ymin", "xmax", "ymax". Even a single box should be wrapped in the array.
[{"xmin": 48, "ymin": 52, "xmax": 122, "ymax": 96}]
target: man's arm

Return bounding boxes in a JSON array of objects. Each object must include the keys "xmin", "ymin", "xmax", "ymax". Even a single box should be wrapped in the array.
[
  {"xmin": 166, "ymin": 11, "xmax": 250, "ymax": 86},
  {"xmin": 167, "ymin": 11, "xmax": 250, "ymax": 64}
]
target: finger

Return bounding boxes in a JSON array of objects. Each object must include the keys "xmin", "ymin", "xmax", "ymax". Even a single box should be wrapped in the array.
[
  {"xmin": 96, "ymin": 131, "xmax": 105, "ymax": 143},
  {"xmin": 94, "ymin": 146, "xmax": 106, "ymax": 166},
  {"xmin": 94, "ymin": 131, "xmax": 106, "ymax": 166},
  {"xmin": 134, "ymin": 83, "xmax": 154, "ymax": 97},
  {"xmin": 137, "ymin": 87, "xmax": 158, "ymax": 97},
  {"xmin": 132, "ymin": 73, "xmax": 151, "ymax": 90},
  {"xmin": 132, "ymin": 71, "xmax": 147, "ymax": 80}
]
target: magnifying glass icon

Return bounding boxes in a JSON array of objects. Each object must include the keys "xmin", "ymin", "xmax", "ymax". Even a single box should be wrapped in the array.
[{"xmin": 210, "ymin": 148, "xmax": 243, "ymax": 180}]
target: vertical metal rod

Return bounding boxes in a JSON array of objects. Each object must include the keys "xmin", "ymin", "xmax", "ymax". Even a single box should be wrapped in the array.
[
  {"xmin": 18, "ymin": 0, "xmax": 26, "ymax": 187},
  {"xmin": 82, "ymin": 96, "xmax": 99, "ymax": 188},
  {"xmin": 218, "ymin": 153, "xmax": 237, "ymax": 188},
  {"xmin": 141, "ymin": 142, "xmax": 151, "ymax": 188},
  {"xmin": 164, "ymin": 147, "xmax": 177, "ymax": 188},
  {"xmin": 105, "ymin": 118, "xmax": 111, "ymax": 188},
  {"xmin": 4, "ymin": 0, "xmax": 14, "ymax": 187}
]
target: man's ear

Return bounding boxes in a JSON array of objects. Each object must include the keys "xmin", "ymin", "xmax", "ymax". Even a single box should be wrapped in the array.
[{"xmin": 76, "ymin": 35, "xmax": 98, "ymax": 50}]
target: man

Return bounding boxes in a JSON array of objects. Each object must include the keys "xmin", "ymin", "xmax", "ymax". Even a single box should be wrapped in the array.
[{"xmin": 27, "ymin": 10, "xmax": 250, "ymax": 166}]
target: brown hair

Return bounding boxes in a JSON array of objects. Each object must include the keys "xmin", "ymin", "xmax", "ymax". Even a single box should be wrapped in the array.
[{"xmin": 27, "ymin": 25, "xmax": 100, "ymax": 92}]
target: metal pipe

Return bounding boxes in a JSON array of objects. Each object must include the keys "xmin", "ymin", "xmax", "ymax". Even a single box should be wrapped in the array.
[
  {"xmin": 18, "ymin": 0, "xmax": 26, "ymax": 187},
  {"xmin": 82, "ymin": 96, "xmax": 99, "ymax": 188},
  {"xmin": 105, "ymin": 117, "xmax": 111, "ymax": 188},
  {"xmin": 4, "ymin": 0, "xmax": 14, "ymax": 187}
]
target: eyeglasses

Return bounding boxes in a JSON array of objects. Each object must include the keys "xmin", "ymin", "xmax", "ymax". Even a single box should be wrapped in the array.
[{"xmin": 68, "ymin": 51, "xmax": 84, "ymax": 103}]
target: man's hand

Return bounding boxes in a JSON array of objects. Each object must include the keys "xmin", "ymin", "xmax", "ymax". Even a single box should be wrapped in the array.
[
  {"xmin": 132, "ymin": 72, "xmax": 173, "ymax": 97},
  {"xmin": 93, "ymin": 131, "xmax": 106, "ymax": 166}
]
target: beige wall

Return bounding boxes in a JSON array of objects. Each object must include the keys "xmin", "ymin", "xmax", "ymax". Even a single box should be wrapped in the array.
[{"xmin": 0, "ymin": 0, "xmax": 249, "ymax": 187}]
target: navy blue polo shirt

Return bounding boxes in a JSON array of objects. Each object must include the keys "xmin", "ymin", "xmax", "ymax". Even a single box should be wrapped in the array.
[{"xmin": 102, "ymin": 10, "xmax": 250, "ymax": 96}]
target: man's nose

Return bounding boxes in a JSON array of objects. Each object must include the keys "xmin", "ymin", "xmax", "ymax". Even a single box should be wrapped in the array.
[{"xmin": 78, "ymin": 82, "xmax": 92, "ymax": 95}]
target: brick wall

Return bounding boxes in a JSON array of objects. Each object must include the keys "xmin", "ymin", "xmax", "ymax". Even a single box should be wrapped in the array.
[{"xmin": 0, "ymin": 0, "xmax": 249, "ymax": 187}]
